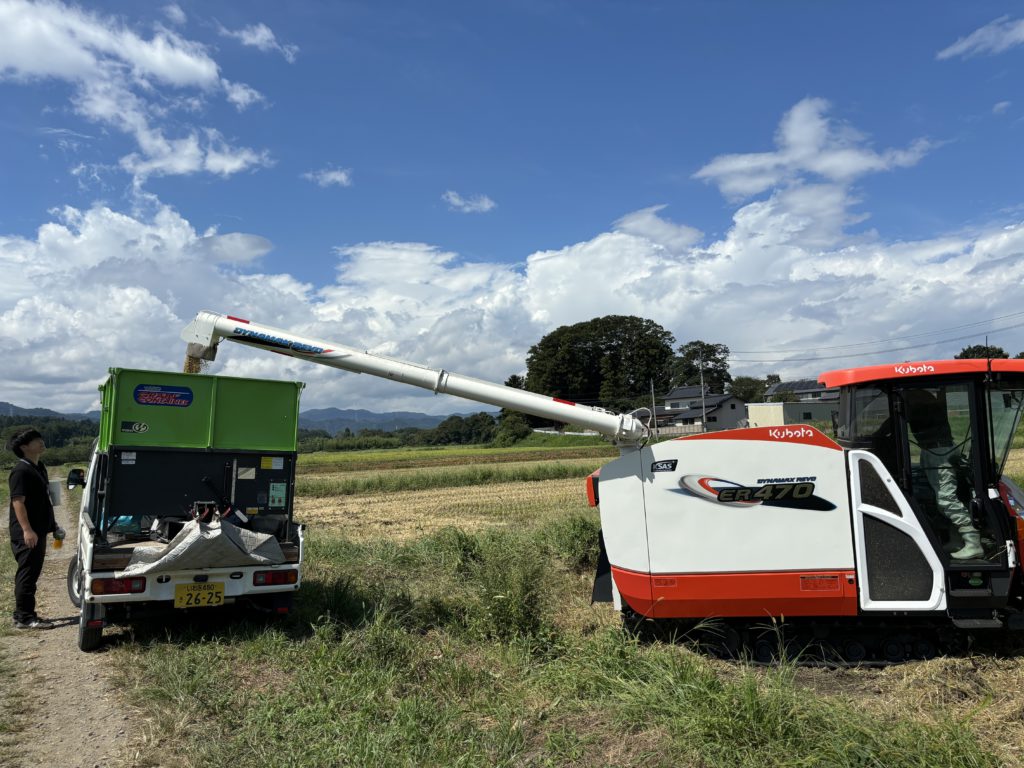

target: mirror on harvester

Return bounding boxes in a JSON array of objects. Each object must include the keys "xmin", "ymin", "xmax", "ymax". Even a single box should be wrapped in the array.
[{"xmin": 67, "ymin": 468, "xmax": 85, "ymax": 490}]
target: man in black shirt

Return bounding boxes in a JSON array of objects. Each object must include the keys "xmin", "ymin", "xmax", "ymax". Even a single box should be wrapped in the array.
[{"xmin": 8, "ymin": 428, "xmax": 57, "ymax": 629}]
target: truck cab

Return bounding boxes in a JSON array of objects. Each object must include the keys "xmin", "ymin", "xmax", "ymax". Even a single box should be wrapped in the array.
[{"xmin": 67, "ymin": 368, "xmax": 306, "ymax": 651}]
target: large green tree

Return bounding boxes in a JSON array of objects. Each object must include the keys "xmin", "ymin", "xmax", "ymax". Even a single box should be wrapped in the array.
[
  {"xmin": 525, "ymin": 316, "xmax": 676, "ymax": 413},
  {"xmin": 728, "ymin": 375, "xmax": 768, "ymax": 403},
  {"xmin": 956, "ymin": 345, "xmax": 1009, "ymax": 359},
  {"xmin": 672, "ymin": 340, "xmax": 732, "ymax": 393}
]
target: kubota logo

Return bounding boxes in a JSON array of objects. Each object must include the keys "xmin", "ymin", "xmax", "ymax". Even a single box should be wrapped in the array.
[
  {"xmin": 894, "ymin": 364, "xmax": 935, "ymax": 375},
  {"xmin": 767, "ymin": 427, "xmax": 814, "ymax": 440}
]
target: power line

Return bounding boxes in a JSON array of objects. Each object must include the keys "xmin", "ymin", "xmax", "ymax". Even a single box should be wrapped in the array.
[
  {"xmin": 728, "ymin": 322, "xmax": 1024, "ymax": 364},
  {"xmin": 729, "ymin": 310, "xmax": 1024, "ymax": 355}
]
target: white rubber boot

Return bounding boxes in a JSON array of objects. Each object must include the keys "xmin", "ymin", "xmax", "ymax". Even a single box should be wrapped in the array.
[{"xmin": 950, "ymin": 531, "xmax": 983, "ymax": 560}]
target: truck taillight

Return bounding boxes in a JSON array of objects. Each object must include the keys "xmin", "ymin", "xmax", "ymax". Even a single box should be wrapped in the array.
[
  {"xmin": 586, "ymin": 470, "xmax": 600, "ymax": 507},
  {"xmin": 92, "ymin": 577, "xmax": 146, "ymax": 595},
  {"xmin": 253, "ymin": 570, "xmax": 298, "ymax": 586}
]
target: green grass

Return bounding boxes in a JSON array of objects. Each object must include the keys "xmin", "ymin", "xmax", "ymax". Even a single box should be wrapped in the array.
[
  {"xmin": 515, "ymin": 431, "xmax": 610, "ymax": 448},
  {"xmin": 113, "ymin": 522, "xmax": 999, "ymax": 768},
  {"xmin": 296, "ymin": 441, "xmax": 616, "ymax": 473},
  {"xmin": 296, "ymin": 460, "xmax": 604, "ymax": 497}
]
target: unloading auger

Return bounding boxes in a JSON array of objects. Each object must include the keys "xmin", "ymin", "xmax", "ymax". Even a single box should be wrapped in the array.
[{"xmin": 181, "ymin": 310, "xmax": 651, "ymax": 445}]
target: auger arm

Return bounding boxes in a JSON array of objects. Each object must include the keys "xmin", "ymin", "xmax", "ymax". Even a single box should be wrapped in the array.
[{"xmin": 181, "ymin": 310, "xmax": 650, "ymax": 444}]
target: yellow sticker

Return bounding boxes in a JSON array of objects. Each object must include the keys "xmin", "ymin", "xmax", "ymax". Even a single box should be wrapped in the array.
[
  {"xmin": 246, "ymin": 507, "xmax": 259, "ymax": 516},
  {"xmin": 260, "ymin": 456, "xmax": 273, "ymax": 469}
]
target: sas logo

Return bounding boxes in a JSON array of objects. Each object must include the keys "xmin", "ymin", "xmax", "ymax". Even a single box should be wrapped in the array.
[
  {"xmin": 133, "ymin": 384, "xmax": 194, "ymax": 407},
  {"xmin": 676, "ymin": 474, "xmax": 835, "ymax": 511},
  {"xmin": 767, "ymin": 427, "xmax": 814, "ymax": 440},
  {"xmin": 651, "ymin": 460, "xmax": 678, "ymax": 473},
  {"xmin": 894, "ymin": 364, "xmax": 935, "ymax": 375},
  {"xmin": 120, "ymin": 421, "xmax": 150, "ymax": 434}
]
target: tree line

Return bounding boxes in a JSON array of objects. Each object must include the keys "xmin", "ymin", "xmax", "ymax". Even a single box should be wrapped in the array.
[
  {"xmin": 297, "ymin": 411, "xmax": 533, "ymax": 452},
  {"xmin": 513, "ymin": 315, "xmax": 1024, "ymax": 415},
  {"xmin": 0, "ymin": 416, "xmax": 98, "ymax": 469}
]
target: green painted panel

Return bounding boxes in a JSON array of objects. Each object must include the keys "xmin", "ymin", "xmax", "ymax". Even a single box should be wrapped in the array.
[
  {"xmin": 98, "ymin": 368, "xmax": 303, "ymax": 452},
  {"xmin": 211, "ymin": 377, "xmax": 304, "ymax": 451}
]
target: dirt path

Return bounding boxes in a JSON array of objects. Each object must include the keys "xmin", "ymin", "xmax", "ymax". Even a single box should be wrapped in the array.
[{"xmin": 0, "ymin": 482, "xmax": 135, "ymax": 768}]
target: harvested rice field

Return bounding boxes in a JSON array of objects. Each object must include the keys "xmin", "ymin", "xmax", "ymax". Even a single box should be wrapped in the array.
[{"xmin": 296, "ymin": 476, "xmax": 593, "ymax": 541}]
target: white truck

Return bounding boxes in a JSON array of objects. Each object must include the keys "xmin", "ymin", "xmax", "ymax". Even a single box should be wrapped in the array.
[{"xmin": 67, "ymin": 367, "xmax": 305, "ymax": 651}]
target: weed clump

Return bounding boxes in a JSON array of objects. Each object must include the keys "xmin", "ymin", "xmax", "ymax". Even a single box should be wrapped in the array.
[
  {"xmin": 540, "ymin": 512, "xmax": 601, "ymax": 571},
  {"xmin": 464, "ymin": 531, "xmax": 556, "ymax": 645}
]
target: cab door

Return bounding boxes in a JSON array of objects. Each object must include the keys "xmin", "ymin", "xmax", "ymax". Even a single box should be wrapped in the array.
[{"xmin": 848, "ymin": 449, "xmax": 946, "ymax": 612}]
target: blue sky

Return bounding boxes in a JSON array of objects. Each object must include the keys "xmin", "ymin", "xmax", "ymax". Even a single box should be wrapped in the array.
[{"xmin": 2, "ymin": 1, "xmax": 1024, "ymax": 413}]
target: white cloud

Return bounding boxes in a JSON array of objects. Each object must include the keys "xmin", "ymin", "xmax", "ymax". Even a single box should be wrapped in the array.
[
  {"xmin": 694, "ymin": 98, "xmax": 933, "ymax": 200},
  {"xmin": 614, "ymin": 205, "xmax": 702, "ymax": 253},
  {"xmin": 993, "ymin": 100, "xmax": 1012, "ymax": 115},
  {"xmin": 443, "ymin": 190, "xmax": 496, "ymax": 213},
  {"xmin": 202, "ymin": 129, "xmax": 273, "ymax": 175},
  {"xmin": 223, "ymin": 79, "xmax": 265, "ymax": 110},
  {"xmin": 3, "ymin": 98, "xmax": 1024, "ymax": 415},
  {"xmin": 162, "ymin": 4, "xmax": 186, "ymax": 26},
  {"xmin": 218, "ymin": 22, "xmax": 298, "ymax": 63},
  {"xmin": 303, "ymin": 166, "xmax": 353, "ymax": 188},
  {"xmin": 937, "ymin": 16, "xmax": 1024, "ymax": 60},
  {"xmin": 39, "ymin": 127, "xmax": 94, "ymax": 140},
  {"xmin": 0, "ymin": 0, "xmax": 271, "ymax": 181}
]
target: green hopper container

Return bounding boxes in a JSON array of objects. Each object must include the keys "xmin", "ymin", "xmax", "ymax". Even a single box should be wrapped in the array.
[{"xmin": 98, "ymin": 368, "xmax": 304, "ymax": 452}]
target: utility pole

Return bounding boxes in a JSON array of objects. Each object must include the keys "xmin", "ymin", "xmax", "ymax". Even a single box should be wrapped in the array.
[
  {"xmin": 650, "ymin": 379, "xmax": 660, "ymax": 440},
  {"xmin": 699, "ymin": 351, "xmax": 707, "ymax": 433}
]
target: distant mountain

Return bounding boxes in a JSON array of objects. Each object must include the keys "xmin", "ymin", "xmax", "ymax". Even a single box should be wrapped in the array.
[
  {"xmin": 0, "ymin": 402, "xmax": 99, "ymax": 421},
  {"xmin": 299, "ymin": 407, "xmax": 494, "ymax": 435},
  {"xmin": 0, "ymin": 400, "xmax": 492, "ymax": 434}
]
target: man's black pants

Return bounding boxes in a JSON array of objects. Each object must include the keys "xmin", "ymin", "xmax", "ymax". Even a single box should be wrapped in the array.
[{"xmin": 11, "ymin": 538, "xmax": 46, "ymax": 623}]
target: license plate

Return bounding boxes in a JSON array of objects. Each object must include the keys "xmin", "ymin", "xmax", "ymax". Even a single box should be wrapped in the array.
[{"xmin": 174, "ymin": 582, "xmax": 225, "ymax": 609}]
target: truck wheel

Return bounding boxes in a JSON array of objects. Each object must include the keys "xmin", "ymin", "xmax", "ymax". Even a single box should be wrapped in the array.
[
  {"xmin": 78, "ymin": 602, "xmax": 103, "ymax": 652},
  {"xmin": 67, "ymin": 554, "xmax": 82, "ymax": 608}
]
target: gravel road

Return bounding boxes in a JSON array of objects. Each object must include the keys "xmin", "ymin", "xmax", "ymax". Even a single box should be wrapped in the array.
[{"xmin": 1, "ymin": 481, "xmax": 136, "ymax": 768}]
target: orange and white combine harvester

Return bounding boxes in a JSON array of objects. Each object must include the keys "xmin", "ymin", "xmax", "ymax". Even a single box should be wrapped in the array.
[{"xmin": 182, "ymin": 311, "xmax": 1024, "ymax": 661}]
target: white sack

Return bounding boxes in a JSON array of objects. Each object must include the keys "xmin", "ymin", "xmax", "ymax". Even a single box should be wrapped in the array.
[{"xmin": 122, "ymin": 519, "xmax": 285, "ymax": 575}]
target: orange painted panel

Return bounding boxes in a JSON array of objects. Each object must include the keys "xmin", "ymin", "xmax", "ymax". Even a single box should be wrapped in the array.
[{"xmin": 611, "ymin": 567, "xmax": 858, "ymax": 619}]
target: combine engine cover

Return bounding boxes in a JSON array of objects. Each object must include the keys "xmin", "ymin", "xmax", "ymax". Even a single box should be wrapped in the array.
[{"xmin": 602, "ymin": 426, "xmax": 858, "ymax": 619}]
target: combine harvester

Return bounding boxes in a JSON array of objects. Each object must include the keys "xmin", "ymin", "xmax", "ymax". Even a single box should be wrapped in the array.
[{"xmin": 182, "ymin": 311, "xmax": 1024, "ymax": 661}]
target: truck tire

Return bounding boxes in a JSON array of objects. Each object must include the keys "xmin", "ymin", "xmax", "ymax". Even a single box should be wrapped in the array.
[
  {"xmin": 67, "ymin": 554, "xmax": 82, "ymax": 608},
  {"xmin": 78, "ymin": 602, "xmax": 102, "ymax": 652}
]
